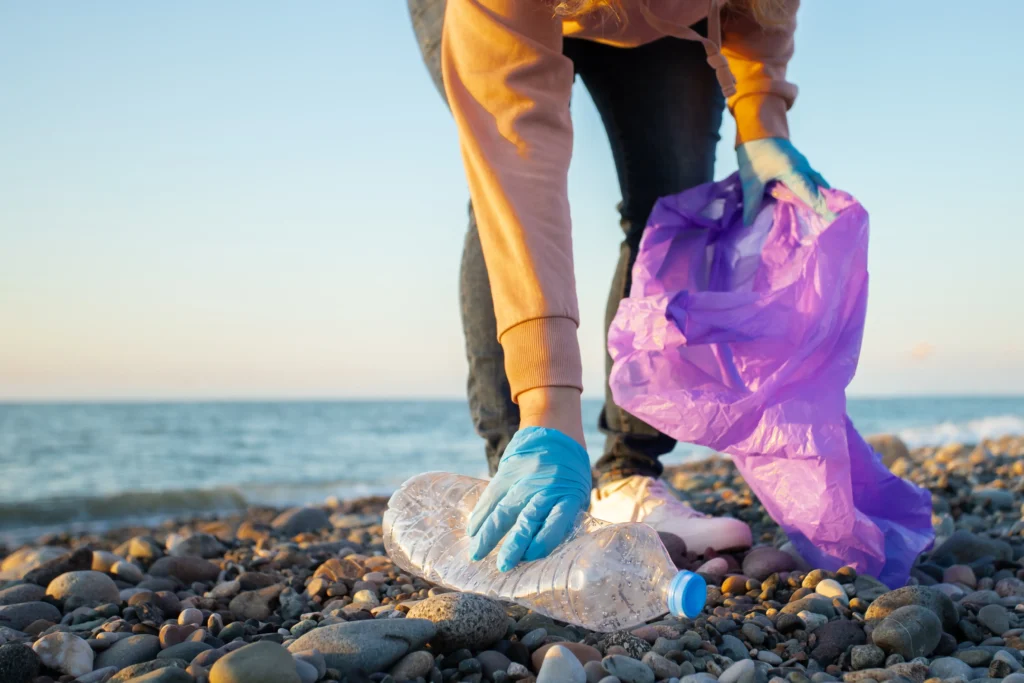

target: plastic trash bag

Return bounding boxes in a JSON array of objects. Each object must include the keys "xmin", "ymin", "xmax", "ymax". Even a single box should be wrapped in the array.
[{"xmin": 608, "ymin": 174, "xmax": 934, "ymax": 587}]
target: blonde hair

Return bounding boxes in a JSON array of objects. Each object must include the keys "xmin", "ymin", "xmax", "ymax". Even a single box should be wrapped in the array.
[{"xmin": 552, "ymin": 0, "xmax": 791, "ymax": 27}]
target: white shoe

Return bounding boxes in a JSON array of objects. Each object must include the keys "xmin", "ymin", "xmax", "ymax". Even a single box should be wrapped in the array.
[{"xmin": 589, "ymin": 475, "xmax": 752, "ymax": 554}]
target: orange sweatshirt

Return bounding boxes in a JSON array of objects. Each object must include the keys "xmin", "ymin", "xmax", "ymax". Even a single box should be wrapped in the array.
[{"xmin": 441, "ymin": 0, "xmax": 798, "ymax": 400}]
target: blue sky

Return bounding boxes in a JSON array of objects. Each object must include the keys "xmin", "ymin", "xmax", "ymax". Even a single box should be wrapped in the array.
[{"xmin": 1, "ymin": 1, "xmax": 1021, "ymax": 400}]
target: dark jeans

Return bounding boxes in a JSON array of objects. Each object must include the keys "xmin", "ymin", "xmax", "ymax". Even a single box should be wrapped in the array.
[{"xmin": 408, "ymin": 0, "xmax": 725, "ymax": 480}]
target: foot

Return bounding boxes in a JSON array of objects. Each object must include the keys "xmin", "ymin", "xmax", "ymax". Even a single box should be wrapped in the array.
[{"xmin": 589, "ymin": 475, "xmax": 752, "ymax": 553}]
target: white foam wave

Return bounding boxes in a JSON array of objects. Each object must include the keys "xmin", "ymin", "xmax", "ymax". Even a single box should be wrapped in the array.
[{"xmin": 898, "ymin": 414, "xmax": 1024, "ymax": 448}]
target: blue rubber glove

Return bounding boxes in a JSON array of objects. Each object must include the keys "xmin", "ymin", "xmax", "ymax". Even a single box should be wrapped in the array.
[
  {"xmin": 737, "ymin": 138, "xmax": 831, "ymax": 226},
  {"xmin": 467, "ymin": 426, "xmax": 592, "ymax": 572}
]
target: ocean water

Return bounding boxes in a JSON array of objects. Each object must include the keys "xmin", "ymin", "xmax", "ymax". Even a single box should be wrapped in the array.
[{"xmin": 1, "ymin": 397, "xmax": 1022, "ymax": 541}]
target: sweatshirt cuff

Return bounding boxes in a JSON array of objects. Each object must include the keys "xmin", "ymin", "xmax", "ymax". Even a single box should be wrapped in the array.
[
  {"xmin": 500, "ymin": 317, "xmax": 583, "ymax": 402},
  {"xmin": 733, "ymin": 92, "xmax": 786, "ymax": 147},
  {"xmin": 732, "ymin": 93, "xmax": 791, "ymax": 147}
]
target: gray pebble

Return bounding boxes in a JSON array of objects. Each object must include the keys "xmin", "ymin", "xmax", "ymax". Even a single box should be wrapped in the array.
[{"xmin": 602, "ymin": 654, "xmax": 655, "ymax": 683}]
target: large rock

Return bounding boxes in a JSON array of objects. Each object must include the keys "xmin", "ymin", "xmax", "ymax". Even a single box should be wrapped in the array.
[
  {"xmin": 866, "ymin": 434, "xmax": 911, "ymax": 468},
  {"xmin": 32, "ymin": 631, "xmax": 94, "ymax": 677},
  {"xmin": 22, "ymin": 548, "xmax": 94, "ymax": 587},
  {"xmin": 46, "ymin": 570, "xmax": 121, "ymax": 605},
  {"xmin": 0, "ymin": 643, "xmax": 41, "ymax": 683},
  {"xmin": 149, "ymin": 556, "xmax": 220, "ymax": 583},
  {"xmin": 0, "ymin": 584, "xmax": 46, "ymax": 606},
  {"xmin": 871, "ymin": 605, "xmax": 942, "ymax": 659},
  {"xmin": 210, "ymin": 641, "xmax": 299, "ymax": 683},
  {"xmin": 287, "ymin": 618, "xmax": 436, "ymax": 675},
  {"xmin": 271, "ymin": 507, "xmax": 331, "ymax": 536},
  {"xmin": 863, "ymin": 585, "xmax": 958, "ymax": 630},
  {"xmin": 0, "ymin": 601, "xmax": 62, "ymax": 630},
  {"xmin": 95, "ymin": 634, "xmax": 162, "ymax": 670},
  {"xmin": 405, "ymin": 592, "xmax": 507, "ymax": 652}
]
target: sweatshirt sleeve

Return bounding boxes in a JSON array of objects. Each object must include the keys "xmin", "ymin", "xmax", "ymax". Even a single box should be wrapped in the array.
[
  {"xmin": 721, "ymin": 0, "xmax": 800, "ymax": 146},
  {"xmin": 441, "ymin": 0, "xmax": 582, "ymax": 400}
]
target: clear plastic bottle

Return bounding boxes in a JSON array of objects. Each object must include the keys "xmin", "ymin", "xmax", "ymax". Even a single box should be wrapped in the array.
[{"xmin": 382, "ymin": 472, "xmax": 705, "ymax": 632}]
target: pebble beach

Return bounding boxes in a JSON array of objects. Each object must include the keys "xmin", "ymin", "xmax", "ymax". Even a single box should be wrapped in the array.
[{"xmin": 2, "ymin": 434, "xmax": 1024, "ymax": 683}]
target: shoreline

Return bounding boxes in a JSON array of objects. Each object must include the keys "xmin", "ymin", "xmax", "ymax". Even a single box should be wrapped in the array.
[{"xmin": 1, "ymin": 434, "xmax": 1022, "ymax": 682}]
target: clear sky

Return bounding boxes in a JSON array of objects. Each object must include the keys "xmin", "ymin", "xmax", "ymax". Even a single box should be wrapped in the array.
[{"xmin": 1, "ymin": 1, "xmax": 1021, "ymax": 400}]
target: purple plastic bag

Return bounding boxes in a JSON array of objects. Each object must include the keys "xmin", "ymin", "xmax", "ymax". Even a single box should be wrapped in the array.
[{"xmin": 608, "ymin": 174, "xmax": 933, "ymax": 587}]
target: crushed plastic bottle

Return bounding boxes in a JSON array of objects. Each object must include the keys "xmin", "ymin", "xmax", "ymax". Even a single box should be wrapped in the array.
[{"xmin": 383, "ymin": 472, "xmax": 706, "ymax": 632}]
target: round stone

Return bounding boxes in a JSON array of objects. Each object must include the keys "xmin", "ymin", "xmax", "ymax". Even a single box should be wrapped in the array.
[
  {"xmin": 871, "ymin": 605, "xmax": 942, "ymax": 659},
  {"xmin": 32, "ymin": 631, "xmax": 94, "ymax": 677},
  {"xmin": 389, "ymin": 650, "xmax": 436, "ymax": 680},
  {"xmin": 537, "ymin": 645, "xmax": 586, "ymax": 683},
  {"xmin": 742, "ymin": 547, "xmax": 797, "ymax": 580},
  {"xmin": 46, "ymin": 571, "xmax": 120, "ymax": 605},
  {"xmin": 863, "ymin": 586, "xmax": 958, "ymax": 630},
  {"xmin": 210, "ymin": 641, "xmax": 300, "ymax": 683},
  {"xmin": 406, "ymin": 592, "xmax": 507, "ymax": 653},
  {"xmin": 601, "ymin": 654, "xmax": 655, "ymax": 683}
]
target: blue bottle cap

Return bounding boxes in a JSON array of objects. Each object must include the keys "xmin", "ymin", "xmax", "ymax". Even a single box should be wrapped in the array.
[{"xmin": 667, "ymin": 570, "xmax": 707, "ymax": 618}]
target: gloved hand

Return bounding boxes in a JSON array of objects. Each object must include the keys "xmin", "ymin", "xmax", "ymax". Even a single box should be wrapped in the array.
[
  {"xmin": 467, "ymin": 426, "xmax": 592, "ymax": 572},
  {"xmin": 737, "ymin": 138, "xmax": 832, "ymax": 226}
]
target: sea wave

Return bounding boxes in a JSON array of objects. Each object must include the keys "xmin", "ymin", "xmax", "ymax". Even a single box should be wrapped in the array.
[
  {"xmin": 0, "ymin": 478, "xmax": 394, "ymax": 542},
  {"xmin": 898, "ymin": 414, "xmax": 1024, "ymax": 448}
]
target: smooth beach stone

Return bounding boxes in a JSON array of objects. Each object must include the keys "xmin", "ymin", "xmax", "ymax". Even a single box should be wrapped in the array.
[
  {"xmin": 602, "ymin": 654, "xmax": 655, "ymax": 683},
  {"xmin": 537, "ymin": 645, "xmax": 586, "ymax": 683},
  {"xmin": 927, "ymin": 656, "xmax": 974, "ymax": 679},
  {"xmin": 294, "ymin": 657, "xmax": 319, "ymax": 683},
  {"xmin": 719, "ymin": 634, "xmax": 751, "ymax": 660},
  {"xmin": 719, "ymin": 659, "xmax": 757, "ymax": 683},
  {"xmin": 95, "ymin": 634, "xmax": 162, "ymax": 670},
  {"xmin": 126, "ymin": 667, "xmax": 196, "ymax": 682},
  {"xmin": 287, "ymin": 617, "xmax": 435, "ymax": 675},
  {"xmin": 521, "ymin": 628, "xmax": 548, "ymax": 650},
  {"xmin": 0, "ymin": 602, "xmax": 61, "ymax": 630},
  {"xmin": 697, "ymin": 557, "xmax": 729, "ymax": 577},
  {"xmin": 585, "ymin": 660, "xmax": 610, "ymax": 683},
  {"xmin": 46, "ymin": 570, "xmax": 121, "ymax": 605},
  {"xmin": 743, "ymin": 547, "xmax": 797, "ymax": 580},
  {"xmin": 942, "ymin": 565, "xmax": 977, "ymax": 588},
  {"xmin": 406, "ymin": 593, "xmax": 506, "ymax": 652},
  {"xmin": 977, "ymin": 604, "xmax": 1010, "ymax": 634},
  {"xmin": 169, "ymin": 532, "xmax": 225, "ymax": 559},
  {"xmin": 850, "ymin": 645, "xmax": 885, "ymax": 670},
  {"xmin": 780, "ymin": 596, "xmax": 836, "ymax": 619},
  {"xmin": 0, "ymin": 584, "xmax": 46, "ymax": 606},
  {"xmin": 32, "ymin": 631, "xmax": 93, "ymax": 677},
  {"xmin": 271, "ymin": 507, "xmax": 331, "ymax": 536},
  {"xmin": 229, "ymin": 585, "xmax": 281, "ymax": 621},
  {"xmin": 1, "ymin": 547, "xmax": 68, "ymax": 579},
  {"xmin": 864, "ymin": 586, "xmax": 958, "ymax": 630},
  {"xmin": 158, "ymin": 640, "xmax": 213, "ymax": 661},
  {"xmin": 207, "ymin": 641, "xmax": 298, "ymax": 683},
  {"xmin": 389, "ymin": 650, "xmax": 435, "ymax": 680},
  {"xmin": 22, "ymin": 548, "xmax": 94, "ymax": 587},
  {"xmin": 0, "ymin": 643, "xmax": 41, "ymax": 683},
  {"xmin": 149, "ymin": 556, "xmax": 220, "ymax": 584},
  {"xmin": 112, "ymin": 560, "xmax": 145, "ymax": 584},
  {"xmin": 853, "ymin": 575, "xmax": 889, "ymax": 602},
  {"xmin": 930, "ymin": 530, "xmax": 1013, "ymax": 564},
  {"xmin": 108, "ymin": 659, "xmax": 188, "ymax": 682},
  {"xmin": 871, "ymin": 606, "xmax": 942, "ymax": 660},
  {"xmin": 816, "ymin": 579, "xmax": 850, "ymax": 605},
  {"xmin": 532, "ymin": 642, "xmax": 602, "ymax": 670},
  {"xmin": 642, "ymin": 651, "xmax": 681, "ymax": 679}
]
